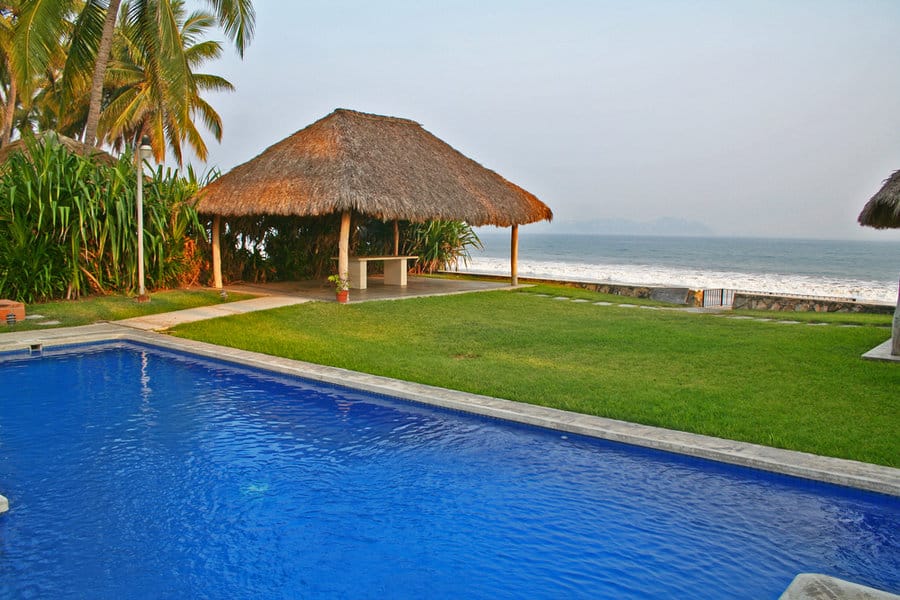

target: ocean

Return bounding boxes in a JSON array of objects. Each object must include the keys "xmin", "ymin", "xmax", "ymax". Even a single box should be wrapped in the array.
[{"xmin": 461, "ymin": 233, "xmax": 900, "ymax": 305}]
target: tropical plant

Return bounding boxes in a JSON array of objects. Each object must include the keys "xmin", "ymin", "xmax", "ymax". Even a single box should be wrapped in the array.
[
  {"xmin": 0, "ymin": 134, "xmax": 202, "ymax": 302},
  {"xmin": 79, "ymin": 0, "xmax": 255, "ymax": 146},
  {"xmin": 327, "ymin": 274, "xmax": 349, "ymax": 291},
  {"xmin": 195, "ymin": 211, "xmax": 482, "ymax": 286},
  {"xmin": 0, "ymin": 0, "xmax": 77, "ymax": 145},
  {"xmin": 207, "ymin": 214, "xmax": 344, "ymax": 284},
  {"xmin": 99, "ymin": 0, "xmax": 234, "ymax": 164},
  {"xmin": 0, "ymin": 0, "xmax": 248, "ymax": 164},
  {"xmin": 402, "ymin": 220, "xmax": 482, "ymax": 273}
]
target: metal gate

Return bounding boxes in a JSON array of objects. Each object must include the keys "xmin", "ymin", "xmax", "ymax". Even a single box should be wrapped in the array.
[{"xmin": 702, "ymin": 289, "xmax": 735, "ymax": 308}]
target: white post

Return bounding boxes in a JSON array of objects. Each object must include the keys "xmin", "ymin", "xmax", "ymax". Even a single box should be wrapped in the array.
[{"xmin": 135, "ymin": 139, "xmax": 150, "ymax": 300}]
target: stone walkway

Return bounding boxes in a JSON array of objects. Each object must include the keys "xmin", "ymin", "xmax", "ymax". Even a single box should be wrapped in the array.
[
  {"xmin": 532, "ymin": 292, "xmax": 899, "ymax": 362},
  {"xmin": 532, "ymin": 291, "xmax": 858, "ymax": 324},
  {"xmin": 2, "ymin": 278, "xmax": 515, "ymax": 334},
  {"xmin": 117, "ymin": 295, "xmax": 311, "ymax": 331}
]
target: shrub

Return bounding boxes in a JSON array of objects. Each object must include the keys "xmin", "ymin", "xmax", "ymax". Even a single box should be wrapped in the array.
[{"xmin": 0, "ymin": 135, "xmax": 202, "ymax": 302}]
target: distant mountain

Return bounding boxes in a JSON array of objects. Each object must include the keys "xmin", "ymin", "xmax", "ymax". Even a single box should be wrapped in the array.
[{"xmin": 524, "ymin": 217, "xmax": 715, "ymax": 237}]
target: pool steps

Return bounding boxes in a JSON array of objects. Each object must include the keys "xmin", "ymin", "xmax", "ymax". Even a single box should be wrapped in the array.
[{"xmin": 780, "ymin": 573, "xmax": 900, "ymax": 600}]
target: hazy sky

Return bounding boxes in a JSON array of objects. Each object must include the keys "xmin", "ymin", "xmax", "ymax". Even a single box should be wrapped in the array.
[{"xmin": 194, "ymin": 0, "xmax": 900, "ymax": 241}]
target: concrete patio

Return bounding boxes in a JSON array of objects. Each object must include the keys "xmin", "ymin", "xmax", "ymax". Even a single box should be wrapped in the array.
[{"xmin": 225, "ymin": 275, "xmax": 514, "ymax": 303}]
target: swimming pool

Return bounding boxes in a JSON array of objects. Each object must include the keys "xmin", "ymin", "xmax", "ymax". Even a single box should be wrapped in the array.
[{"xmin": 1, "ymin": 342, "xmax": 898, "ymax": 598}]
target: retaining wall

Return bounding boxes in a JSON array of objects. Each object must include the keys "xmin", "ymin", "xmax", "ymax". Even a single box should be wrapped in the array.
[
  {"xmin": 447, "ymin": 272, "xmax": 703, "ymax": 305},
  {"xmin": 448, "ymin": 272, "xmax": 894, "ymax": 313},
  {"xmin": 732, "ymin": 293, "xmax": 893, "ymax": 314}
]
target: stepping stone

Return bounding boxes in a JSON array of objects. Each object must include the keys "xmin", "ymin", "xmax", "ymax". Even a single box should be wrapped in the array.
[
  {"xmin": 533, "ymin": 294, "xmax": 550, "ymax": 297},
  {"xmin": 728, "ymin": 316, "xmax": 753, "ymax": 320},
  {"xmin": 617, "ymin": 304, "xmax": 638, "ymax": 308},
  {"xmin": 37, "ymin": 320, "xmax": 61, "ymax": 326},
  {"xmin": 25, "ymin": 314, "xmax": 45, "ymax": 320},
  {"xmin": 806, "ymin": 322, "xmax": 829, "ymax": 326},
  {"xmin": 571, "ymin": 299, "xmax": 589, "ymax": 303},
  {"xmin": 777, "ymin": 320, "xmax": 800, "ymax": 325},
  {"xmin": 553, "ymin": 297, "xmax": 570, "ymax": 301},
  {"xmin": 593, "ymin": 301, "xmax": 612, "ymax": 306},
  {"xmin": 753, "ymin": 318, "xmax": 773, "ymax": 322},
  {"xmin": 838, "ymin": 324, "xmax": 861, "ymax": 328},
  {"xmin": 639, "ymin": 306, "xmax": 659, "ymax": 310}
]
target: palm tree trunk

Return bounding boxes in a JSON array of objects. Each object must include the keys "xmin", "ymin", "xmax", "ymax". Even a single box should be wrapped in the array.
[
  {"xmin": 0, "ymin": 74, "xmax": 16, "ymax": 146},
  {"xmin": 82, "ymin": 0, "xmax": 122, "ymax": 145}
]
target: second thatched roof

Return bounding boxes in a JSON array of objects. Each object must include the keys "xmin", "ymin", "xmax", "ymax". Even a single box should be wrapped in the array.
[
  {"xmin": 859, "ymin": 169, "xmax": 900, "ymax": 229},
  {"xmin": 197, "ymin": 108, "xmax": 552, "ymax": 227},
  {"xmin": 0, "ymin": 131, "xmax": 116, "ymax": 165}
]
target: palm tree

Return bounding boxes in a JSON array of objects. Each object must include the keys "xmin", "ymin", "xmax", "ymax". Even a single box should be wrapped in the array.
[
  {"xmin": 0, "ymin": 0, "xmax": 73, "ymax": 144},
  {"xmin": 100, "ymin": 0, "xmax": 233, "ymax": 164},
  {"xmin": 80, "ymin": 0, "xmax": 254, "ymax": 146},
  {"xmin": 858, "ymin": 170, "xmax": 900, "ymax": 356},
  {"xmin": 0, "ymin": 4, "xmax": 19, "ymax": 143}
]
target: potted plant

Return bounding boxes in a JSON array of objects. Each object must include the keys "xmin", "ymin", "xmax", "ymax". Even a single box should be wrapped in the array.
[{"xmin": 328, "ymin": 274, "xmax": 351, "ymax": 303}]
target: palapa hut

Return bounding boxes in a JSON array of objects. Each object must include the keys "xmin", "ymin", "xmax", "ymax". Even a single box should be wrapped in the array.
[
  {"xmin": 197, "ymin": 108, "xmax": 552, "ymax": 288},
  {"xmin": 858, "ymin": 169, "xmax": 900, "ymax": 356}
]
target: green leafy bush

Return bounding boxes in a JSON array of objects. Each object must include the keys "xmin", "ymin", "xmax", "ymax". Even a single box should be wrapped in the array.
[
  {"xmin": 0, "ymin": 136, "xmax": 202, "ymax": 302},
  {"xmin": 206, "ymin": 215, "xmax": 481, "ymax": 283}
]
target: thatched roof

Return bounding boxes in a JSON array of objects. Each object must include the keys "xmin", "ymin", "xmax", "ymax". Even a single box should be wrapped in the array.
[
  {"xmin": 197, "ymin": 108, "xmax": 552, "ymax": 226},
  {"xmin": 0, "ymin": 131, "xmax": 116, "ymax": 165},
  {"xmin": 859, "ymin": 169, "xmax": 900, "ymax": 229}
]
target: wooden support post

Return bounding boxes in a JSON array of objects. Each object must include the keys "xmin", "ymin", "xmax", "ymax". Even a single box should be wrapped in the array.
[
  {"xmin": 393, "ymin": 220, "xmax": 400, "ymax": 256},
  {"xmin": 339, "ymin": 210, "xmax": 351, "ymax": 280},
  {"xmin": 892, "ymin": 277, "xmax": 899, "ymax": 356},
  {"xmin": 510, "ymin": 224, "xmax": 519, "ymax": 286},
  {"xmin": 212, "ymin": 215, "xmax": 223, "ymax": 289}
]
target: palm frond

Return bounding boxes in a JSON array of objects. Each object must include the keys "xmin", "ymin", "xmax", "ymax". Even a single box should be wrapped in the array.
[
  {"xmin": 206, "ymin": 0, "xmax": 254, "ymax": 56},
  {"xmin": 59, "ymin": 0, "xmax": 105, "ymax": 110},
  {"xmin": 11, "ymin": 0, "xmax": 70, "ymax": 95}
]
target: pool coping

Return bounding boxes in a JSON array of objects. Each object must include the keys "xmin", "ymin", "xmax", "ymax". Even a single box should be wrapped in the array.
[{"xmin": 3, "ymin": 323, "xmax": 899, "ymax": 497}]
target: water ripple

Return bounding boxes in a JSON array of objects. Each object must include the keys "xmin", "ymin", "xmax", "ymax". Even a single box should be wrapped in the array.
[{"xmin": 0, "ymin": 345, "xmax": 897, "ymax": 598}]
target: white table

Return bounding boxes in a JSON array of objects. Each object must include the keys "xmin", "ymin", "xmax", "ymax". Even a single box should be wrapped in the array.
[{"xmin": 345, "ymin": 255, "xmax": 417, "ymax": 289}]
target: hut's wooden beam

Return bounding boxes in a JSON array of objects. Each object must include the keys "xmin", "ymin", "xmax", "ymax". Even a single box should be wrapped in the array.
[
  {"xmin": 212, "ymin": 215, "xmax": 223, "ymax": 289},
  {"xmin": 339, "ymin": 210, "xmax": 351, "ymax": 280},
  {"xmin": 511, "ymin": 224, "xmax": 519, "ymax": 286},
  {"xmin": 393, "ymin": 220, "xmax": 400, "ymax": 256}
]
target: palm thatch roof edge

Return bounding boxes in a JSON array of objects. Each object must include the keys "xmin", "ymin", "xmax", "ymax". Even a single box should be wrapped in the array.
[
  {"xmin": 197, "ymin": 108, "xmax": 552, "ymax": 227},
  {"xmin": 859, "ymin": 169, "xmax": 900, "ymax": 229},
  {"xmin": 0, "ymin": 131, "xmax": 116, "ymax": 166}
]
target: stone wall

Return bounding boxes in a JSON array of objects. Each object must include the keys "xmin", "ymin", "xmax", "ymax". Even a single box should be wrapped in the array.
[
  {"xmin": 732, "ymin": 292, "xmax": 893, "ymax": 314},
  {"xmin": 446, "ymin": 271, "xmax": 894, "ymax": 313},
  {"xmin": 448, "ymin": 272, "xmax": 703, "ymax": 305}
]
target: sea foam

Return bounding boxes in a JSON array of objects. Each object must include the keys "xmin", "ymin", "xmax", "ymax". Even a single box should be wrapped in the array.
[{"xmin": 460, "ymin": 257, "xmax": 897, "ymax": 305}]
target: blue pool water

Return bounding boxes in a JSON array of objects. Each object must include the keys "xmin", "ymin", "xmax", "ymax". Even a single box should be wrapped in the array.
[{"xmin": 0, "ymin": 343, "xmax": 898, "ymax": 599}]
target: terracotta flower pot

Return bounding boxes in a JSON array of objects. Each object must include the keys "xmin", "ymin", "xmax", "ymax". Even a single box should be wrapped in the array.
[{"xmin": 336, "ymin": 290, "xmax": 349, "ymax": 304}]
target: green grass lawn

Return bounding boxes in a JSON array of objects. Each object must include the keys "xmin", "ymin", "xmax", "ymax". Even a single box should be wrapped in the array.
[
  {"xmin": 729, "ymin": 308, "xmax": 895, "ymax": 326},
  {"xmin": 170, "ymin": 286, "xmax": 900, "ymax": 467},
  {"xmin": 3, "ymin": 289, "xmax": 255, "ymax": 331}
]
